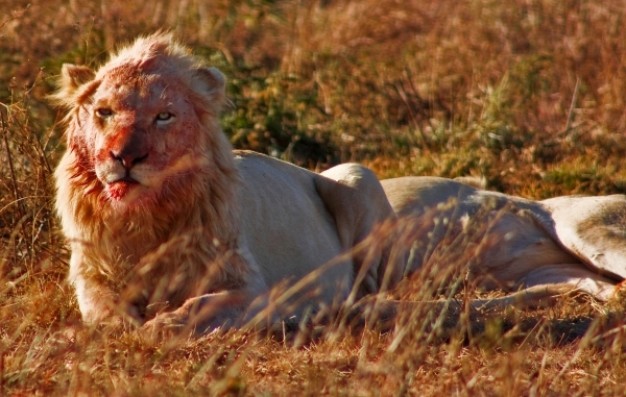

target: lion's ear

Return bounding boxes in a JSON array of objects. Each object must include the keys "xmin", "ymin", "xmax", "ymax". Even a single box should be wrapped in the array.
[
  {"xmin": 61, "ymin": 64, "xmax": 96, "ymax": 90},
  {"xmin": 50, "ymin": 64, "xmax": 97, "ymax": 108},
  {"xmin": 194, "ymin": 66, "xmax": 226, "ymax": 111}
]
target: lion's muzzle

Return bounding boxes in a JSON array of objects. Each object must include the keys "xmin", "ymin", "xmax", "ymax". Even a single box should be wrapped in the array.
[
  {"xmin": 96, "ymin": 125, "xmax": 152, "ymax": 202},
  {"xmin": 108, "ymin": 126, "xmax": 149, "ymax": 171}
]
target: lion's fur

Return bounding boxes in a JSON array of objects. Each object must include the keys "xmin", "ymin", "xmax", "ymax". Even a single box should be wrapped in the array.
[{"xmin": 54, "ymin": 33, "xmax": 398, "ymax": 331}]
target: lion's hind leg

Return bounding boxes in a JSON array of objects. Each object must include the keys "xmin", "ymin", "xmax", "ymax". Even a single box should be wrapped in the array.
[
  {"xmin": 344, "ymin": 282, "xmax": 604, "ymax": 334},
  {"xmin": 514, "ymin": 263, "xmax": 617, "ymax": 302},
  {"xmin": 453, "ymin": 263, "xmax": 617, "ymax": 315},
  {"xmin": 345, "ymin": 261, "xmax": 617, "ymax": 331}
]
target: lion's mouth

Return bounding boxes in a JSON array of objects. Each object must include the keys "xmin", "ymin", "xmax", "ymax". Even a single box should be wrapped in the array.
[{"xmin": 106, "ymin": 177, "xmax": 140, "ymax": 201}]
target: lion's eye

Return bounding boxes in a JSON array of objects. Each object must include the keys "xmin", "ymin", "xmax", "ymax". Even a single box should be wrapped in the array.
[
  {"xmin": 95, "ymin": 108, "xmax": 113, "ymax": 118},
  {"xmin": 155, "ymin": 112, "xmax": 175, "ymax": 124}
]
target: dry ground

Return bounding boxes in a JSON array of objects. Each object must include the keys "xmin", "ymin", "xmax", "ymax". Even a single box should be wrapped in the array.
[{"xmin": 2, "ymin": 0, "xmax": 626, "ymax": 395}]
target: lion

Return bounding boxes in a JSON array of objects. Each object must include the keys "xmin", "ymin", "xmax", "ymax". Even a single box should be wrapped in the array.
[
  {"xmin": 52, "ymin": 33, "xmax": 402, "ymax": 334},
  {"xmin": 55, "ymin": 34, "xmax": 626, "ymax": 336},
  {"xmin": 381, "ymin": 176, "xmax": 626, "ymax": 309}
]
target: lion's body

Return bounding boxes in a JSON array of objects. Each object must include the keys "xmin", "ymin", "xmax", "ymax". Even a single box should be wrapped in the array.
[{"xmin": 54, "ymin": 34, "xmax": 397, "ymax": 332}]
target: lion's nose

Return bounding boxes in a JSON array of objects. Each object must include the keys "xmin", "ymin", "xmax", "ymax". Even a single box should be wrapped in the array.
[{"xmin": 110, "ymin": 149, "xmax": 148, "ymax": 169}]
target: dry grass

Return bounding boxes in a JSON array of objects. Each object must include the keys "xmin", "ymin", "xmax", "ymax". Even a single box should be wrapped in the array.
[{"xmin": 2, "ymin": 0, "xmax": 626, "ymax": 395}]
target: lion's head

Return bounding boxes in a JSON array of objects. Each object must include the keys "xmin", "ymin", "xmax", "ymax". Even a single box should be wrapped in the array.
[
  {"xmin": 54, "ymin": 33, "xmax": 234, "ymax": 215},
  {"xmin": 53, "ymin": 34, "xmax": 249, "ymax": 322}
]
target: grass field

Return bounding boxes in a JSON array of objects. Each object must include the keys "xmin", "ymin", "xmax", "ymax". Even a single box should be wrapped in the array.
[{"xmin": 2, "ymin": 0, "xmax": 626, "ymax": 395}]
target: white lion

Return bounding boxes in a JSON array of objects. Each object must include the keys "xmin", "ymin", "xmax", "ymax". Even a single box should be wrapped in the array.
[
  {"xmin": 54, "ymin": 33, "xmax": 626, "ymax": 335},
  {"xmin": 52, "ymin": 33, "xmax": 402, "ymax": 334}
]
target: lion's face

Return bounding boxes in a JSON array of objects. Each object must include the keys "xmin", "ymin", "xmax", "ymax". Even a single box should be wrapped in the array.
[
  {"xmin": 89, "ymin": 70, "xmax": 206, "ymax": 207},
  {"xmin": 53, "ymin": 34, "xmax": 229, "ymax": 215},
  {"xmin": 53, "ymin": 53, "xmax": 232, "ymax": 216}
]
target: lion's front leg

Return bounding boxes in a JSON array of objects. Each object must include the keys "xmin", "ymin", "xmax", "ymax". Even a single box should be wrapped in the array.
[
  {"xmin": 140, "ymin": 246, "xmax": 273, "ymax": 337},
  {"xmin": 141, "ymin": 291, "xmax": 253, "ymax": 337},
  {"xmin": 70, "ymin": 266, "xmax": 122, "ymax": 324}
]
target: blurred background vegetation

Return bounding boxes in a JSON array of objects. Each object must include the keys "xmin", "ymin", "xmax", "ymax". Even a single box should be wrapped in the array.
[
  {"xmin": 2, "ymin": 1, "xmax": 626, "ymax": 394},
  {"xmin": 3, "ymin": 1, "xmax": 626, "ymax": 194}
]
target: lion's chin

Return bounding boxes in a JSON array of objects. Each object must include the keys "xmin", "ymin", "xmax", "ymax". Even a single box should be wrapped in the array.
[
  {"xmin": 104, "ymin": 179, "xmax": 154, "ymax": 209},
  {"xmin": 107, "ymin": 180, "xmax": 139, "ymax": 200}
]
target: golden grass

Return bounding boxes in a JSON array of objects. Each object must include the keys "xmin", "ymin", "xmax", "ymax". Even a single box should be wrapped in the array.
[{"xmin": 2, "ymin": 0, "xmax": 626, "ymax": 395}]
